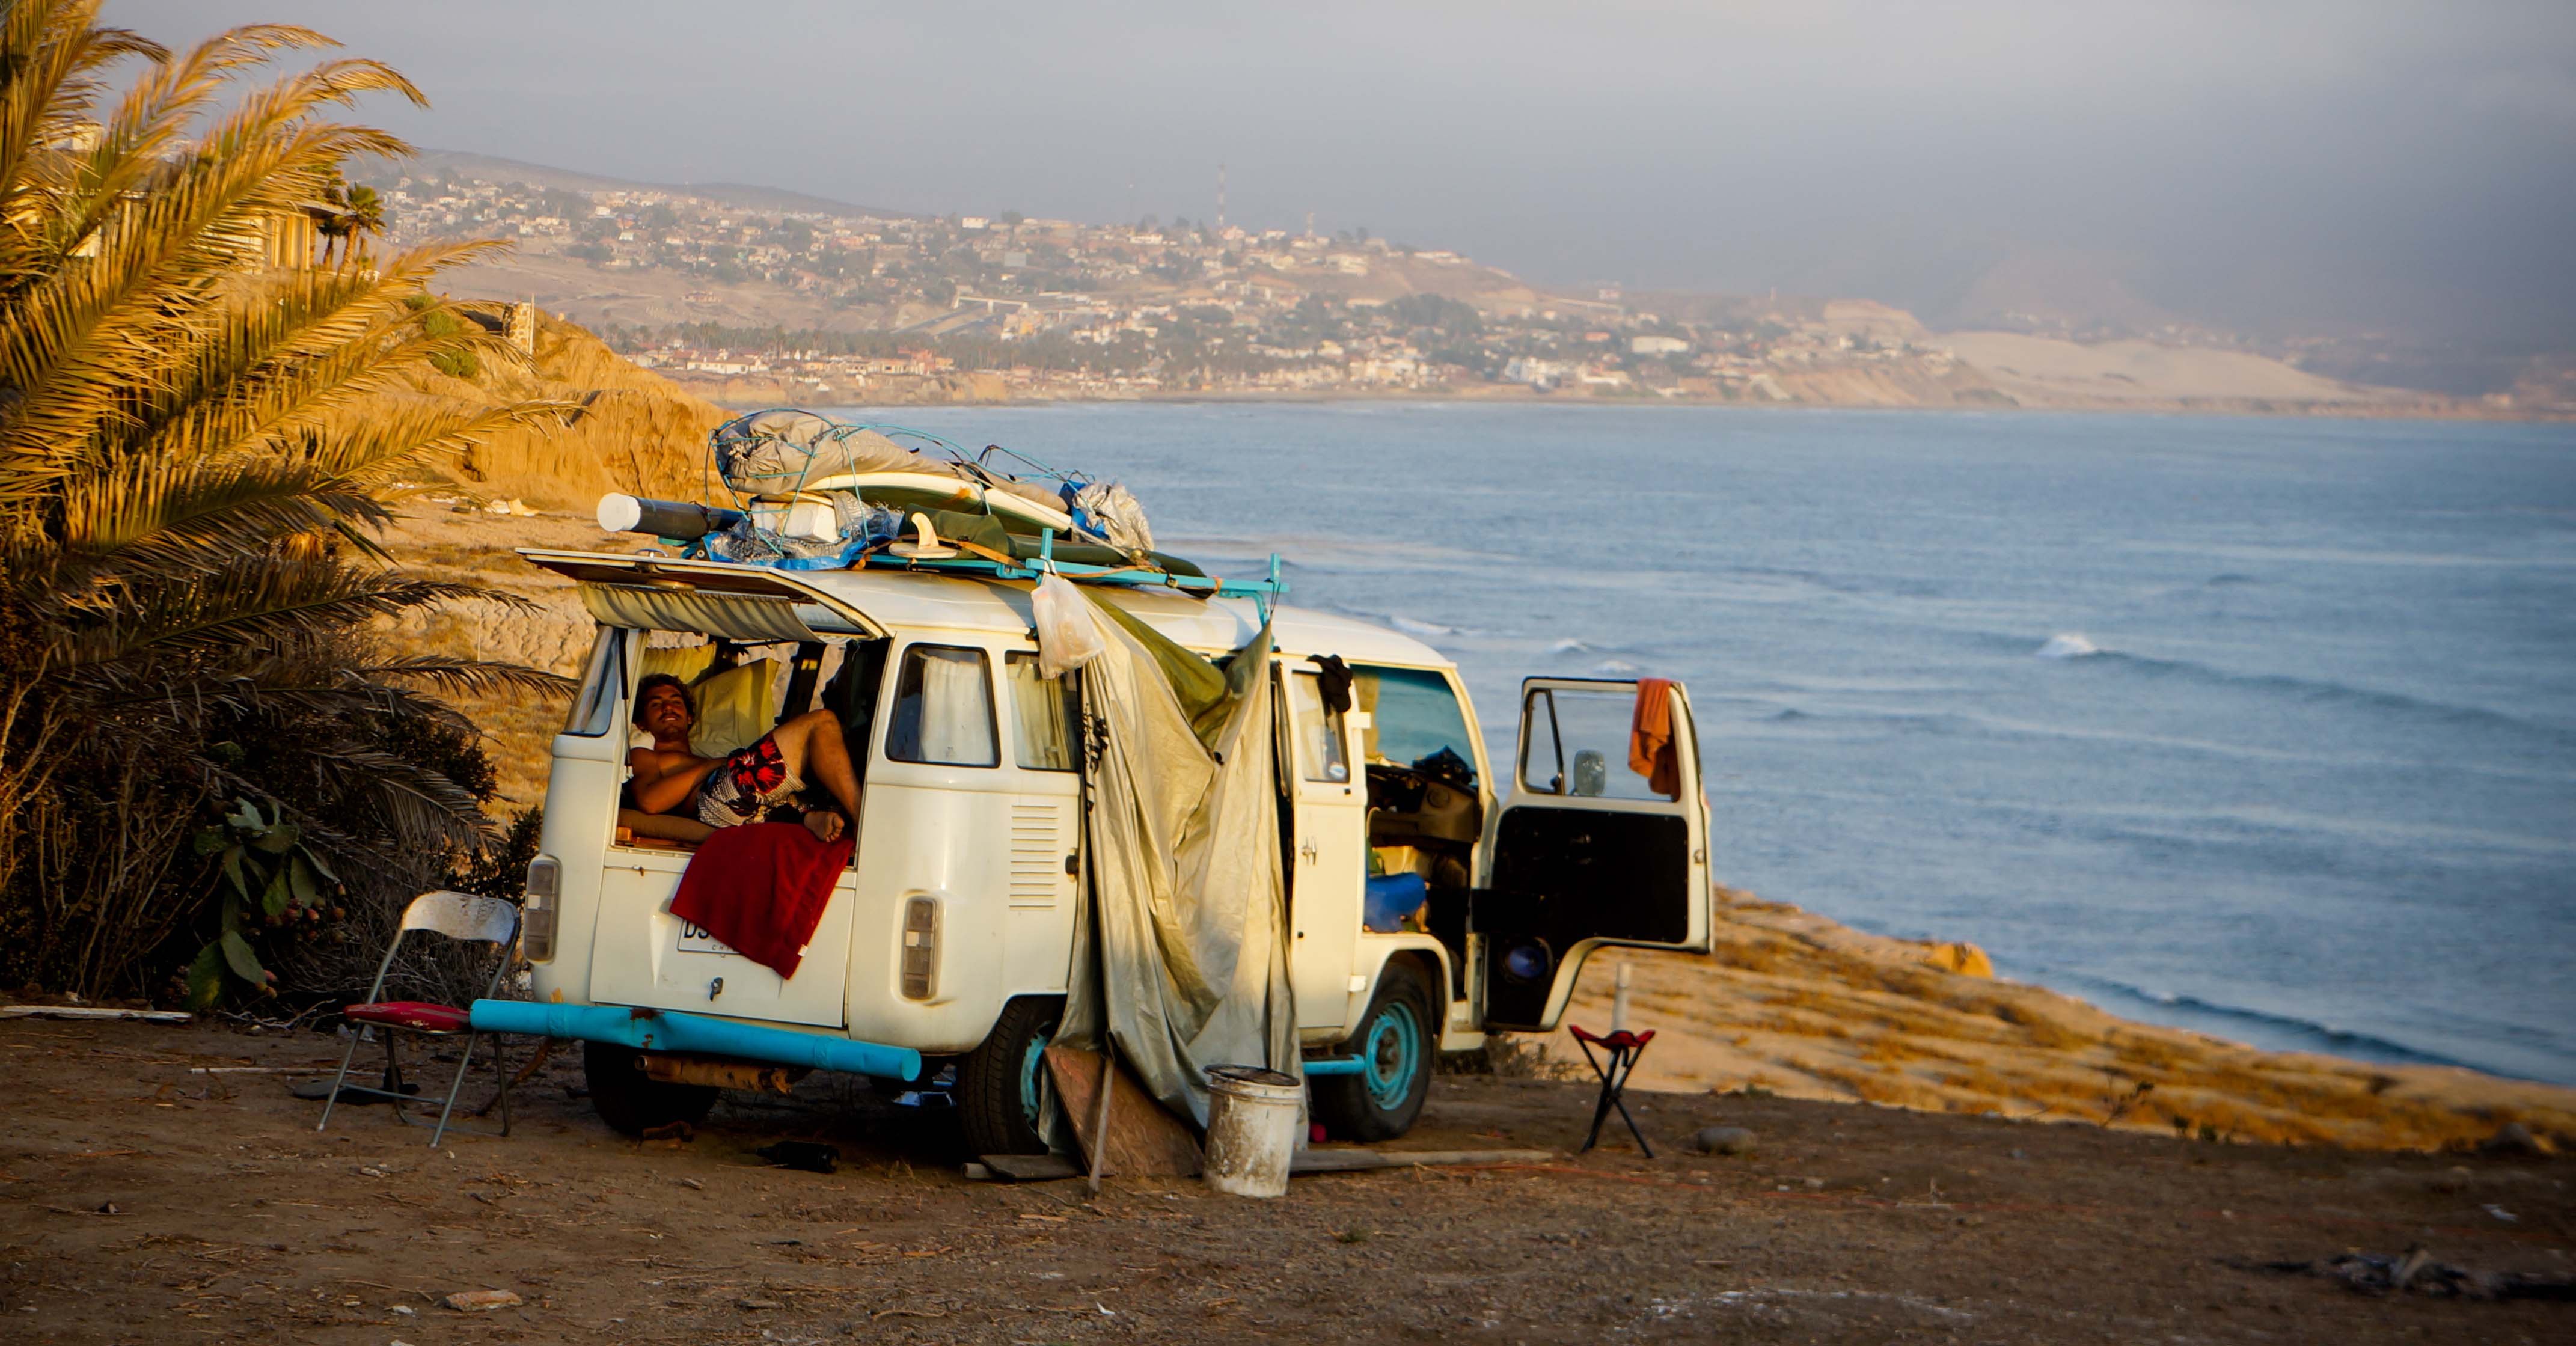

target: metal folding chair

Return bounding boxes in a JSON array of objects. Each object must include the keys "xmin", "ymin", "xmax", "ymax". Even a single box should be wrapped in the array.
[
  {"xmin": 316, "ymin": 890, "xmax": 520, "ymax": 1148},
  {"xmin": 1568, "ymin": 1023, "xmax": 1657, "ymax": 1157}
]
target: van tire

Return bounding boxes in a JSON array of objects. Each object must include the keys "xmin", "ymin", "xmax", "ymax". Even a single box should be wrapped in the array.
[
  {"xmin": 583, "ymin": 1040, "xmax": 718, "ymax": 1137},
  {"xmin": 959, "ymin": 996, "xmax": 1063, "ymax": 1155},
  {"xmin": 1311, "ymin": 961, "xmax": 1435, "ymax": 1142}
]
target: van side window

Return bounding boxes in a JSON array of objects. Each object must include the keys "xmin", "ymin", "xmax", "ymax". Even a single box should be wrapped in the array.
[
  {"xmin": 886, "ymin": 644, "xmax": 1000, "ymax": 767},
  {"xmin": 563, "ymin": 628, "xmax": 625, "ymax": 736},
  {"xmin": 1519, "ymin": 687, "xmax": 1674, "ymax": 801},
  {"xmin": 1286, "ymin": 670, "xmax": 1348, "ymax": 783},
  {"xmin": 1003, "ymin": 652, "xmax": 1078, "ymax": 771}
]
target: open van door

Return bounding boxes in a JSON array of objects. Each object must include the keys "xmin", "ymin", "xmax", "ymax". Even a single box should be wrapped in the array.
[{"xmin": 1476, "ymin": 678, "xmax": 1713, "ymax": 1032}]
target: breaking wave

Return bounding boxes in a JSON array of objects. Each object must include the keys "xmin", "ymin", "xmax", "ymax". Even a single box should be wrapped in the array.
[
  {"xmin": 2067, "ymin": 977, "xmax": 2476, "ymax": 1072},
  {"xmin": 2035, "ymin": 632, "xmax": 2100, "ymax": 659},
  {"xmin": 1386, "ymin": 614, "xmax": 1459, "ymax": 637}
]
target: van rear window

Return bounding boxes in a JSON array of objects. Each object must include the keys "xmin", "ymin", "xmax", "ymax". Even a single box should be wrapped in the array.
[{"xmin": 886, "ymin": 644, "xmax": 999, "ymax": 768}]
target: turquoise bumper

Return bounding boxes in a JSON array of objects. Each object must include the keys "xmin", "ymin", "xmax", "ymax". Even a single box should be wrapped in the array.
[{"xmin": 468, "ymin": 999, "xmax": 922, "ymax": 1083}]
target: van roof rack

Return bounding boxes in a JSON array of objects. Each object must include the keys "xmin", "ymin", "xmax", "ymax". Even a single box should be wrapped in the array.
[{"xmin": 679, "ymin": 527, "xmax": 1289, "ymax": 604}]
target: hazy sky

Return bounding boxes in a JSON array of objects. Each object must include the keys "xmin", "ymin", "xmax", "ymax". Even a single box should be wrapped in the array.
[{"xmin": 111, "ymin": 1, "xmax": 2576, "ymax": 347}]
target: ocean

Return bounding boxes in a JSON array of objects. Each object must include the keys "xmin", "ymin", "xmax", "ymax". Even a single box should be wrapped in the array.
[{"xmin": 828, "ymin": 402, "xmax": 2576, "ymax": 1084}]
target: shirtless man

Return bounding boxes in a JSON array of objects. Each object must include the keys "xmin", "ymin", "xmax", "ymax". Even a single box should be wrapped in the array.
[{"xmin": 628, "ymin": 673, "xmax": 863, "ymax": 843}]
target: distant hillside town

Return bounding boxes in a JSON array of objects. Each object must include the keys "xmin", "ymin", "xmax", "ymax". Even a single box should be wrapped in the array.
[{"xmin": 372, "ymin": 162, "xmax": 2553, "ymax": 415}]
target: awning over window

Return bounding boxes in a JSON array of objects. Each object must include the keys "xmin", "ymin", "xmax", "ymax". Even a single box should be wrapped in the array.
[{"xmin": 578, "ymin": 583, "xmax": 825, "ymax": 643}]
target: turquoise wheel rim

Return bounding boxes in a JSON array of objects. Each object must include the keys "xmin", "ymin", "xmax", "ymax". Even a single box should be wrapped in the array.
[
  {"xmin": 1360, "ymin": 1000, "xmax": 1424, "ymax": 1110},
  {"xmin": 1018, "ymin": 1029, "xmax": 1052, "ymax": 1131}
]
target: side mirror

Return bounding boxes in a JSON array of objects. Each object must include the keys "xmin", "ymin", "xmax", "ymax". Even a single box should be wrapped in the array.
[{"xmin": 1571, "ymin": 749, "xmax": 1607, "ymax": 797}]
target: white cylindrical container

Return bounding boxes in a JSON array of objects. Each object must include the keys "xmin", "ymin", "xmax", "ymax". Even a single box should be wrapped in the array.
[
  {"xmin": 1612, "ymin": 961, "xmax": 1632, "ymax": 1033},
  {"xmin": 1201, "ymin": 1065, "xmax": 1303, "ymax": 1199}
]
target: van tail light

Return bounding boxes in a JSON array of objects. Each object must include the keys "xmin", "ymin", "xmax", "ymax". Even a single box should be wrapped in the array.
[
  {"xmin": 521, "ymin": 856, "xmax": 560, "ymax": 962},
  {"xmin": 900, "ymin": 896, "xmax": 938, "ymax": 1000}
]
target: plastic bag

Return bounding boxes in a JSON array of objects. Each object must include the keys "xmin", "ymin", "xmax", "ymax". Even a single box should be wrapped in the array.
[{"xmin": 1032, "ymin": 572, "xmax": 1106, "ymax": 678}]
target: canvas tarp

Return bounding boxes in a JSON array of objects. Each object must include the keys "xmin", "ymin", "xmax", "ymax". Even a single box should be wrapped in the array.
[
  {"xmin": 715, "ymin": 409, "xmax": 1066, "ymax": 515},
  {"xmin": 1053, "ymin": 592, "xmax": 1300, "ymax": 1128}
]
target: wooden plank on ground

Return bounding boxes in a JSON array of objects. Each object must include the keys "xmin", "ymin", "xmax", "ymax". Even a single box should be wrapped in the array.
[
  {"xmin": 977, "ymin": 1152, "xmax": 1082, "ymax": 1182},
  {"xmin": 1043, "ymin": 1044, "xmax": 1203, "ymax": 1178},
  {"xmin": 0, "ymin": 1006, "xmax": 192, "ymax": 1024},
  {"xmin": 1290, "ymin": 1147, "xmax": 1556, "ymax": 1175}
]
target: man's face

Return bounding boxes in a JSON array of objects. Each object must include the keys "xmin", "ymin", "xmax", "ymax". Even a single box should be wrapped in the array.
[{"xmin": 640, "ymin": 683, "xmax": 694, "ymax": 739}]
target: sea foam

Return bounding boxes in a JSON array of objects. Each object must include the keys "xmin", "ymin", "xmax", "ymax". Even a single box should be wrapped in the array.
[{"xmin": 2036, "ymin": 632, "xmax": 2100, "ymax": 660}]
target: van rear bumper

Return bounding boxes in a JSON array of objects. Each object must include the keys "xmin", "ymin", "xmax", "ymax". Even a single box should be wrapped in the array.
[{"xmin": 468, "ymin": 1000, "xmax": 923, "ymax": 1082}]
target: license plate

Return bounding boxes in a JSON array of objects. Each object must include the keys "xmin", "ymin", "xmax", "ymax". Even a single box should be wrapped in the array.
[{"xmin": 675, "ymin": 920, "xmax": 736, "ymax": 955}]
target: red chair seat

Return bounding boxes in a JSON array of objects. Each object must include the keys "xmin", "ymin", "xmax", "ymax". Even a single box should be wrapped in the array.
[
  {"xmin": 1569, "ymin": 1024, "xmax": 1656, "ymax": 1051},
  {"xmin": 343, "ymin": 1000, "xmax": 472, "ymax": 1033}
]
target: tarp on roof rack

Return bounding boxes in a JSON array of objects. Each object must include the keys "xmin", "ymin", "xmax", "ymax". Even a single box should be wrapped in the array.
[{"xmin": 715, "ymin": 409, "xmax": 1063, "ymax": 515}]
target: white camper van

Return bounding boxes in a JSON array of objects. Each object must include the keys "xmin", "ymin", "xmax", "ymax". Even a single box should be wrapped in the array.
[
  {"xmin": 488, "ymin": 515, "xmax": 1713, "ymax": 1154},
  {"xmin": 496, "ymin": 546, "xmax": 1716, "ymax": 1151}
]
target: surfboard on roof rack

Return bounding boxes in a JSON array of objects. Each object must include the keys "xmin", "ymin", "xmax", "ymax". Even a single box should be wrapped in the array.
[
  {"xmin": 711, "ymin": 409, "xmax": 1154, "ymax": 553},
  {"xmin": 595, "ymin": 409, "xmax": 1274, "ymax": 601}
]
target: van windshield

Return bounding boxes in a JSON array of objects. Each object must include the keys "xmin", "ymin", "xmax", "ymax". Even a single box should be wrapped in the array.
[{"xmin": 1354, "ymin": 664, "xmax": 1475, "ymax": 787}]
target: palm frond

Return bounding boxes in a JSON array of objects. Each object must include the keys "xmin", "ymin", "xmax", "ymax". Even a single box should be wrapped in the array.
[{"xmin": 361, "ymin": 655, "xmax": 577, "ymax": 698}]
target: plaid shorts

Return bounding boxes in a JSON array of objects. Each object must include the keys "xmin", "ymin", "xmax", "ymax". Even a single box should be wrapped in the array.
[{"xmin": 694, "ymin": 736, "xmax": 803, "ymax": 828}]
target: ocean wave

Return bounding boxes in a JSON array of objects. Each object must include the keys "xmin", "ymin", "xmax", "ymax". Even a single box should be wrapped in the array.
[
  {"xmin": 1593, "ymin": 658, "xmax": 1642, "ymax": 676},
  {"xmin": 1387, "ymin": 614, "xmax": 1459, "ymax": 637},
  {"xmin": 2064, "ymin": 977, "xmax": 2474, "ymax": 1071},
  {"xmin": 1552, "ymin": 638, "xmax": 1594, "ymax": 654},
  {"xmin": 1998, "ymin": 631, "xmax": 2573, "ymax": 742},
  {"xmin": 2104, "ymin": 651, "xmax": 2569, "ymax": 741}
]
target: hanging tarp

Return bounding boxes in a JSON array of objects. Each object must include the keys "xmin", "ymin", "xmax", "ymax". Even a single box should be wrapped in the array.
[{"xmin": 1055, "ymin": 593, "xmax": 1299, "ymax": 1128}]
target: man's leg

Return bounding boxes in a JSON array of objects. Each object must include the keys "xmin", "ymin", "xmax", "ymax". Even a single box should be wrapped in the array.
[{"xmin": 766, "ymin": 709, "xmax": 863, "ymax": 822}]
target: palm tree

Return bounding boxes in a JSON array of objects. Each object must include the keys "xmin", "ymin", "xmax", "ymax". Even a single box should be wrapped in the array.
[
  {"xmin": 336, "ymin": 180, "xmax": 384, "ymax": 263},
  {"xmin": 0, "ymin": 1, "xmax": 569, "ymax": 1002}
]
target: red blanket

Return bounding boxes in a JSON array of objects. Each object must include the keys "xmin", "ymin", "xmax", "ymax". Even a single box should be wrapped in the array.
[{"xmin": 667, "ymin": 822, "xmax": 852, "ymax": 979}]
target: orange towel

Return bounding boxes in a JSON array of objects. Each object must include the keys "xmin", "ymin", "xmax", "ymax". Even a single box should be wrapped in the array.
[{"xmin": 1628, "ymin": 677, "xmax": 1679, "ymax": 798}]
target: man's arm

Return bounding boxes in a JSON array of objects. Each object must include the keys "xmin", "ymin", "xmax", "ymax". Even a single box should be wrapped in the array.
[{"xmin": 627, "ymin": 747, "xmax": 721, "ymax": 815}]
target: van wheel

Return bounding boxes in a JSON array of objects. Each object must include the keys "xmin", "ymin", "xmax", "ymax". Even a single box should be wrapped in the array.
[
  {"xmin": 1311, "ymin": 961, "xmax": 1434, "ymax": 1142},
  {"xmin": 583, "ymin": 1040, "xmax": 718, "ymax": 1137},
  {"xmin": 959, "ymin": 996, "xmax": 1062, "ymax": 1155}
]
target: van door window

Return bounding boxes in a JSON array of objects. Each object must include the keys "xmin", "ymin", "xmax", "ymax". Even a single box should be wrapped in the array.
[
  {"xmin": 1286, "ymin": 670, "xmax": 1348, "ymax": 783},
  {"xmin": 1003, "ymin": 652, "xmax": 1078, "ymax": 771},
  {"xmin": 886, "ymin": 644, "xmax": 1000, "ymax": 767},
  {"xmin": 1519, "ymin": 687, "xmax": 1674, "ymax": 801},
  {"xmin": 563, "ymin": 628, "xmax": 626, "ymax": 736}
]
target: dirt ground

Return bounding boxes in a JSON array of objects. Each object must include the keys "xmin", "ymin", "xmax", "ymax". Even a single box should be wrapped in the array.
[{"xmin": 3, "ymin": 1018, "xmax": 2569, "ymax": 1344}]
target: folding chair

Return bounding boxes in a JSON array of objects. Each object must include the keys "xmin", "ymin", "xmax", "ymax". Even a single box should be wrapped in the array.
[
  {"xmin": 316, "ymin": 890, "xmax": 520, "ymax": 1148},
  {"xmin": 1568, "ymin": 1023, "xmax": 1657, "ymax": 1157}
]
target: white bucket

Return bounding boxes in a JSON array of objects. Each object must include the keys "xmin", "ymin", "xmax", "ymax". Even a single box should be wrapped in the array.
[{"xmin": 1201, "ymin": 1065, "xmax": 1303, "ymax": 1199}]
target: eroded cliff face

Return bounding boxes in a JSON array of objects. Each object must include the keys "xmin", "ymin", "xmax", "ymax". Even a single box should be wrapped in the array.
[{"xmin": 394, "ymin": 307, "xmax": 729, "ymax": 510}]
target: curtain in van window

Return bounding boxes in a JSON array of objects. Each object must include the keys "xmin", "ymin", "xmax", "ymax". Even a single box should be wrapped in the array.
[
  {"xmin": 887, "ymin": 646, "xmax": 998, "ymax": 766},
  {"xmin": 1005, "ymin": 653, "xmax": 1076, "ymax": 771}
]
